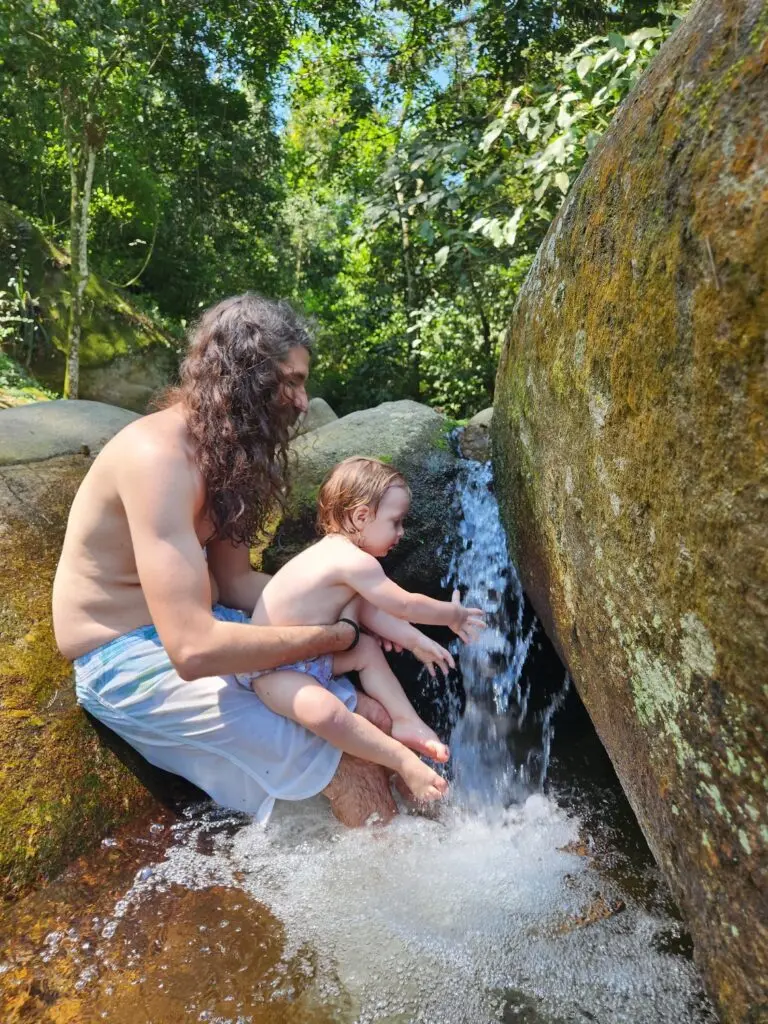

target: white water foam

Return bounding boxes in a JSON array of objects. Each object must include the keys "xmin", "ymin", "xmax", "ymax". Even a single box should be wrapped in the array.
[{"xmin": 97, "ymin": 795, "xmax": 714, "ymax": 1024}]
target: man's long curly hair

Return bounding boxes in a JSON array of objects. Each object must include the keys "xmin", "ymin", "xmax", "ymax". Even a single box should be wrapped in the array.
[{"xmin": 162, "ymin": 293, "xmax": 313, "ymax": 546}]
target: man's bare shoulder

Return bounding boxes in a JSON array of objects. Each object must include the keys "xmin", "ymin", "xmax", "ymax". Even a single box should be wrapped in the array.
[
  {"xmin": 99, "ymin": 407, "xmax": 194, "ymax": 474},
  {"xmin": 92, "ymin": 406, "xmax": 202, "ymax": 510}
]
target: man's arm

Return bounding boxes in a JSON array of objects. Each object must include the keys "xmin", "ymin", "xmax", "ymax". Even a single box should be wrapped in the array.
[
  {"xmin": 118, "ymin": 443, "xmax": 355, "ymax": 679},
  {"xmin": 206, "ymin": 537, "xmax": 270, "ymax": 614}
]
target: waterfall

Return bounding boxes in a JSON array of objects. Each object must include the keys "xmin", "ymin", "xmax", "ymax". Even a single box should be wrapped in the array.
[
  {"xmin": 441, "ymin": 457, "xmax": 570, "ymax": 811},
  {"xmin": 13, "ymin": 449, "xmax": 715, "ymax": 1024}
]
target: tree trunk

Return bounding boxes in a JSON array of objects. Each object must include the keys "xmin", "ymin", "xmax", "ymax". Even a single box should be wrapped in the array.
[
  {"xmin": 394, "ymin": 179, "xmax": 420, "ymax": 395},
  {"xmin": 64, "ymin": 142, "xmax": 96, "ymax": 400}
]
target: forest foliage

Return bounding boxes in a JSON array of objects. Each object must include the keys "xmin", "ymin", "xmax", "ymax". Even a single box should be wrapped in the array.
[{"xmin": 0, "ymin": 0, "xmax": 687, "ymax": 415}]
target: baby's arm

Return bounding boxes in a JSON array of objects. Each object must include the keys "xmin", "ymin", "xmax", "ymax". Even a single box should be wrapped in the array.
[
  {"xmin": 343, "ymin": 551, "xmax": 485, "ymax": 641},
  {"xmin": 250, "ymin": 671, "xmax": 448, "ymax": 802},
  {"xmin": 360, "ymin": 603, "xmax": 455, "ymax": 677}
]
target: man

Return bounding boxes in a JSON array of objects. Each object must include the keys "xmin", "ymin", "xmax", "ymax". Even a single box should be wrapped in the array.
[{"xmin": 53, "ymin": 293, "xmax": 398, "ymax": 826}]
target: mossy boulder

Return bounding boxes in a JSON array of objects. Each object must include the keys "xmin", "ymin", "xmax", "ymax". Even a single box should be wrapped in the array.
[
  {"xmin": 492, "ymin": 2, "xmax": 767, "ymax": 1019},
  {"xmin": 0, "ymin": 202, "xmax": 176, "ymax": 411},
  {"xmin": 262, "ymin": 400, "xmax": 456, "ymax": 594},
  {"xmin": 0, "ymin": 414, "xmax": 155, "ymax": 899}
]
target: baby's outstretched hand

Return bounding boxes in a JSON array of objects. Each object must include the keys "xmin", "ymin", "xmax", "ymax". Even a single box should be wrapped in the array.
[
  {"xmin": 450, "ymin": 589, "xmax": 486, "ymax": 643},
  {"xmin": 411, "ymin": 635, "xmax": 455, "ymax": 678}
]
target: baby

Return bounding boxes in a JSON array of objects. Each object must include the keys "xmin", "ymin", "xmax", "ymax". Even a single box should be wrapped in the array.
[{"xmin": 241, "ymin": 456, "xmax": 485, "ymax": 803}]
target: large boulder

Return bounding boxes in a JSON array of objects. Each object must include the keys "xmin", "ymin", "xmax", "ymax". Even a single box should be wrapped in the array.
[
  {"xmin": 262, "ymin": 400, "xmax": 456, "ymax": 594},
  {"xmin": 296, "ymin": 396, "xmax": 338, "ymax": 435},
  {"xmin": 0, "ymin": 399, "xmax": 140, "ymax": 465},
  {"xmin": 0, "ymin": 404, "xmax": 154, "ymax": 898},
  {"xmin": 493, "ymin": 2, "xmax": 767, "ymax": 1020},
  {"xmin": 0, "ymin": 201, "xmax": 176, "ymax": 411}
]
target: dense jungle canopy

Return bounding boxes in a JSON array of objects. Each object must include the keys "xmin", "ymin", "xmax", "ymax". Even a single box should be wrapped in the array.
[{"xmin": 0, "ymin": 0, "xmax": 687, "ymax": 415}]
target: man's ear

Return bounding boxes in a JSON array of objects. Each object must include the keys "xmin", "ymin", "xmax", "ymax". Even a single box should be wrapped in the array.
[{"xmin": 350, "ymin": 505, "xmax": 370, "ymax": 531}]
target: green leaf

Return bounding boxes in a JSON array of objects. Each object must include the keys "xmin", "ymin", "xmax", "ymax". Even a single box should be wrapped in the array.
[
  {"xmin": 577, "ymin": 55, "xmax": 593, "ymax": 80},
  {"xmin": 533, "ymin": 175, "xmax": 551, "ymax": 201},
  {"xmin": 480, "ymin": 120, "xmax": 504, "ymax": 152},
  {"xmin": 627, "ymin": 26, "xmax": 663, "ymax": 47},
  {"xmin": 608, "ymin": 32, "xmax": 626, "ymax": 51}
]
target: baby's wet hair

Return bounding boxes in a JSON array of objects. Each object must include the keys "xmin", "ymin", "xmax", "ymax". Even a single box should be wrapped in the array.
[{"xmin": 317, "ymin": 456, "xmax": 411, "ymax": 536}]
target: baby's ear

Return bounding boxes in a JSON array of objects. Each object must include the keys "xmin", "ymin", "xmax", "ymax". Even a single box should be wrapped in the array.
[{"xmin": 350, "ymin": 504, "xmax": 370, "ymax": 529}]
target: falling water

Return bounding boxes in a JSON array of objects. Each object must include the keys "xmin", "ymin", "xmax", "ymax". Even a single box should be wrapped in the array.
[{"xmin": 442, "ymin": 457, "xmax": 569, "ymax": 811}]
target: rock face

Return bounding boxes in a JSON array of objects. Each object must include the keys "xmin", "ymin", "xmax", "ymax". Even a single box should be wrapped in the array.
[
  {"xmin": 493, "ymin": 3, "xmax": 767, "ymax": 1020},
  {"xmin": 0, "ymin": 202, "xmax": 175, "ymax": 411},
  {"xmin": 262, "ymin": 400, "xmax": 455, "ymax": 594},
  {"xmin": 0, "ymin": 410, "xmax": 153, "ymax": 898},
  {"xmin": 459, "ymin": 407, "xmax": 493, "ymax": 461},
  {"xmin": 296, "ymin": 396, "xmax": 338, "ymax": 435},
  {"xmin": 0, "ymin": 400, "xmax": 140, "ymax": 465}
]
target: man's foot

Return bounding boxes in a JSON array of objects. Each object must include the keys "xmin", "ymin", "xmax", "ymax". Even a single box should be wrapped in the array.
[
  {"xmin": 391, "ymin": 716, "xmax": 450, "ymax": 763},
  {"xmin": 398, "ymin": 752, "xmax": 449, "ymax": 803}
]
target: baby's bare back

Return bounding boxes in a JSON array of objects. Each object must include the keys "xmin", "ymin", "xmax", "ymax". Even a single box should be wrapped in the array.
[{"xmin": 252, "ymin": 536, "xmax": 357, "ymax": 627}]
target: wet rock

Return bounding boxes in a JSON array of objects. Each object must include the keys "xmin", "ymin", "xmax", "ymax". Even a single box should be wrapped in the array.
[
  {"xmin": 0, "ymin": 410, "xmax": 154, "ymax": 899},
  {"xmin": 262, "ymin": 399, "xmax": 456, "ymax": 594},
  {"xmin": 492, "ymin": 2, "xmax": 768, "ymax": 1019}
]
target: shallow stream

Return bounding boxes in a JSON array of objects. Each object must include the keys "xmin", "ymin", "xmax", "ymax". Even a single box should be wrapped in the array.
[{"xmin": 0, "ymin": 457, "xmax": 717, "ymax": 1023}]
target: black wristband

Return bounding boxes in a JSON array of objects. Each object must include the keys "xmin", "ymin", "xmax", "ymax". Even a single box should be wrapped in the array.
[{"xmin": 338, "ymin": 617, "xmax": 360, "ymax": 651}]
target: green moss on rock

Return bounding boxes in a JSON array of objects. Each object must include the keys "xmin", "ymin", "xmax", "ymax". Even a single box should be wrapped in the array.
[
  {"xmin": 0, "ymin": 456, "xmax": 153, "ymax": 899},
  {"xmin": 492, "ymin": 2, "xmax": 768, "ymax": 1019},
  {"xmin": 0, "ymin": 202, "xmax": 174, "ymax": 405}
]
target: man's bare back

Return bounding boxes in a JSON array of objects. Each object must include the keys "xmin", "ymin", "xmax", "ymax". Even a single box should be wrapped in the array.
[{"xmin": 53, "ymin": 406, "xmax": 212, "ymax": 660}]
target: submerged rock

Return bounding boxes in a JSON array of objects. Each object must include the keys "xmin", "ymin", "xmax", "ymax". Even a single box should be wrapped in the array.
[
  {"xmin": 262, "ymin": 399, "xmax": 456, "ymax": 594},
  {"xmin": 493, "ymin": 1, "xmax": 767, "ymax": 1019},
  {"xmin": 0, "ymin": 413, "xmax": 154, "ymax": 899}
]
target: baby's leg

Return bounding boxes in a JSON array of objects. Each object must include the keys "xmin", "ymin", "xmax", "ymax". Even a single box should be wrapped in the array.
[
  {"xmin": 333, "ymin": 635, "xmax": 449, "ymax": 763},
  {"xmin": 251, "ymin": 670, "xmax": 448, "ymax": 803}
]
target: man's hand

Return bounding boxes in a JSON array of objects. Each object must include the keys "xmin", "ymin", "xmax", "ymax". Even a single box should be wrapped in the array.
[
  {"xmin": 449, "ymin": 589, "xmax": 486, "ymax": 643},
  {"xmin": 410, "ymin": 635, "xmax": 455, "ymax": 678}
]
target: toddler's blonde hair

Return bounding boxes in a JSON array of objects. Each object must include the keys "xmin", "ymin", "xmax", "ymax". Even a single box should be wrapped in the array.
[{"xmin": 317, "ymin": 456, "xmax": 410, "ymax": 536}]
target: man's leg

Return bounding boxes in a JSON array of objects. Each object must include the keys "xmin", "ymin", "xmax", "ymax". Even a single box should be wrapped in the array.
[{"xmin": 322, "ymin": 753, "xmax": 398, "ymax": 827}]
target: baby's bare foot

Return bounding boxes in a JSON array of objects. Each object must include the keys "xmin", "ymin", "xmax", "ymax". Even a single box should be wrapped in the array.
[
  {"xmin": 391, "ymin": 716, "xmax": 450, "ymax": 763},
  {"xmin": 399, "ymin": 755, "xmax": 449, "ymax": 803}
]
